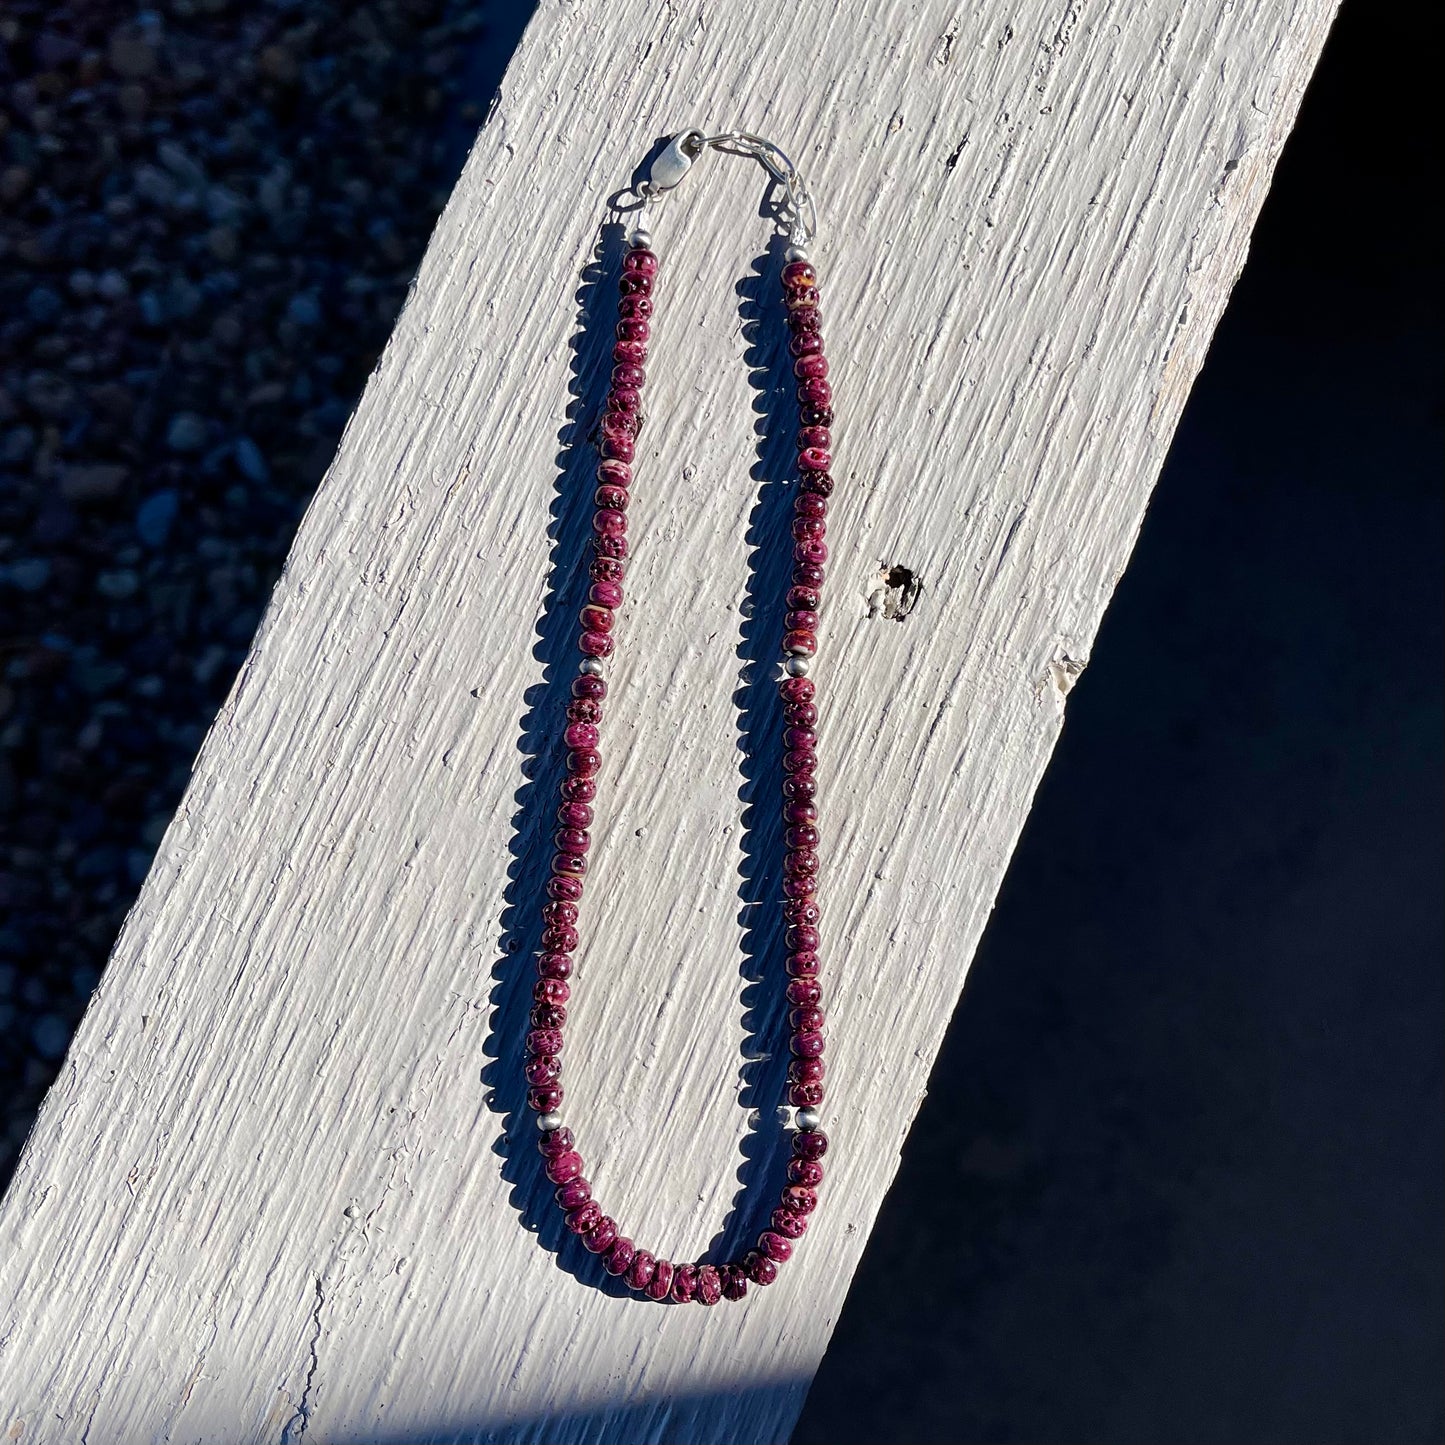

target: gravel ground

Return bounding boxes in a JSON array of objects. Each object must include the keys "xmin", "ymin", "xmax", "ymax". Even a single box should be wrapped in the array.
[{"xmin": 0, "ymin": 0, "xmax": 529, "ymax": 1188}]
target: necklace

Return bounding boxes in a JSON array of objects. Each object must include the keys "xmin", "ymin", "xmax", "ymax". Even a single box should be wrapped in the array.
[{"xmin": 527, "ymin": 130, "xmax": 832, "ymax": 1305}]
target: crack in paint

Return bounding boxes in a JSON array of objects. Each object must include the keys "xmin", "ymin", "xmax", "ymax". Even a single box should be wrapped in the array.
[{"xmin": 280, "ymin": 1276, "xmax": 325, "ymax": 1444}]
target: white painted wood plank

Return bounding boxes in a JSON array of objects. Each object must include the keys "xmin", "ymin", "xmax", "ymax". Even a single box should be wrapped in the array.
[{"xmin": 0, "ymin": 1, "xmax": 1337, "ymax": 1441}]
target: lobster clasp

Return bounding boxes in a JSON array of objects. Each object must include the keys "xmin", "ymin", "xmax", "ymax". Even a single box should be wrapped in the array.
[{"xmin": 645, "ymin": 129, "xmax": 705, "ymax": 195}]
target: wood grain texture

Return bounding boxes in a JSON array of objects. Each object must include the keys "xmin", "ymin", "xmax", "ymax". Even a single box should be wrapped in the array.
[{"xmin": 0, "ymin": 2, "xmax": 1337, "ymax": 1441}]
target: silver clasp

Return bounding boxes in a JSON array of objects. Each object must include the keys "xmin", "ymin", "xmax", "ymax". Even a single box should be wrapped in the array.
[{"xmin": 639, "ymin": 127, "xmax": 817, "ymax": 246}]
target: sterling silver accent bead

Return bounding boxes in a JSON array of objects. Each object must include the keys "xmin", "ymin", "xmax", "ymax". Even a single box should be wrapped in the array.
[
  {"xmin": 628, "ymin": 227, "xmax": 654, "ymax": 251},
  {"xmin": 538, "ymin": 1111, "xmax": 563, "ymax": 1132},
  {"xmin": 580, "ymin": 657, "xmax": 604, "ymax": 677},
  {"xmin": 795, "ymin": 1107, "xmax": 822, "ymax": 1131},
  {"xmin": 784, "ymin": 655, "xmax": 811, "ymax": 678},
  {"xmin": 785, "ymin": 243, "xmax": 810, "ymax": 262}
]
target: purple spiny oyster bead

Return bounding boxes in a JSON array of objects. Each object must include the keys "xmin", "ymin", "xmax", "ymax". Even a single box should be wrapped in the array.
[
  {"xmin": 526, "ymin": 1028, "xmax": 564, "ymax": 1057},
  {"xmin": 670, "ymin": 1264, "xmax": 698, "ymax": 1302},
  {"xmin": 626, "ymin": 1250, "xmax": 656, "ymax": 1292},
  {"xmin": 757, "ymin": 1231, "xmax": 793, "ymax": 1263},
  {"xmin": 566, "ymin": 1200, "xmax": 603, "ymax": 1234},
  {"xmin": 554, "ymin": 1177, "xmax": 591, "ymax": 1210},
  {"xmin": 584, "ymin": 1216, "xmax": 618, "ymax": 1253},
  {"xmin": 604, "ymin": 1236, "xmax": 635, "ymax": 1276},
  {"xmin": 794, "ymin": 1128, "xmax": 829, "ymax": 1160},
  {"xmin": 695, "ymin": 1265, "xmax": 722, "ymax": 1306},
  {"xmin": 744, "ymin": 1250, "xmax": 778, "ymax": 1285},
  {"xmin": 721, "ymin": 1264, "xmax": 748, "ymax": 1300},
  {"xmin": 770, "ymin": 1208, "xmax": 808, "ymax": 1239},
  {"xmin": 537, "ymin": 1126, "xmax": 574, "ymax": 1158},
  {"xmin": 645, "ymin": 1259, "xmax": 675, "ymax": 1301}
]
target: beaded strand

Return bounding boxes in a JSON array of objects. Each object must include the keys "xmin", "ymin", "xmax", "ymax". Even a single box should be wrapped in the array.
[{"xmin": 523, "ymin": 229, "xmax": 833, "ymax": 1304}]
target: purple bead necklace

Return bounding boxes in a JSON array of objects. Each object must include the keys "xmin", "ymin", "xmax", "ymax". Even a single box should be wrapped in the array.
[{"xmin": 527, "ymin": 131, "xmax": 831, "ymax": 1305}]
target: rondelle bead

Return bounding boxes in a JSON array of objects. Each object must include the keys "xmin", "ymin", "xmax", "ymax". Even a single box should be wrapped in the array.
[
  {"xmin": 646, "ymin": 1259, "xmax": 675, "ymax": 1301},
  {"xmin": 539, "ymin": 948, "xmax": 575, "ymax": 978},
  {"xmin": 793, "ymin": 1128, "xmax": 829, "ymax": 1159},
  {"xmin": 789, "ymin": 306, "xmax": 823, "ymax": 334},
  {"xmin": 579, "ymin": 605, "xmax": 613, "ymax": 635},
  {"xmin": 535, "ymin": 978, "xmax": 570, "ymax": 1005},
  {"xmin": 797, "ymin": 445, "xmax": 831, "ymax": 472},
  {"xmin": 589, "ymin": 556, "xmax": 626, "ymax": 585},
  {"xmin": 543, "ymin": 897, "xmax": 580, "ymax": 924},
  {"xmin": 798, "ymin": 425, "xmax": 830, "ymax": 451},
  {"xmin": 525, "ymin": 1055, "xmax": 561, "ymax": 1087},
  {"xmin": 782, "ymin": 773, "xmax": 818, "ymax": 800},
  {"xmin": 590, "ymin": 579, "xmax": 624, "ymax": 608},
  {"xmin": 796, "ymin": 492, "xmax": 828, "ymax": 519},
  {"xmin": 695, "ymin": 1265, "xmax": 722, "ymax": 1306},
  {"xmin": 562, "ymin": 699, "xmax": 601, "ymax": 731},
  {"xmin": 552, "ymin": 852, "xmax": 585, "ymax": 879},
  {"xmin": 795, "ymin": 353, "xmax": 829, "ymax": 381},
  {"xmin": 532, "ymin": 1001, "xmax": 567, "ymax": 1029},
  {"xmin": 618, "ymin": 271, "xmax": 652, "ymax": 297},
  {"xmin": 563, "ymin": 719, "xmax": 600, "ymax": 750},
  {"xmin": 560, "ymin": 776, "xmax": 597, "ymax": 805},
  {"xmin": 603, "ymin": 1236, "xmax": 636, "ymax": 1276},
  {"xmin": 594, "ymin": 485, "xmax": 629, "ymax": 514},
  {"xmin": 544, "ymin": 1149, "xmax": 583, "ymax": 1184},
  {"xmin": 793, "ymin": 558, "xmax": 827, "ymax": 585},
  {"xmin": 784, "ymin": 799, "xmax": 818, "ymax": 826},
  {"xmin": 781, "ymin": 259, "xmax": 817, "ymax": 287},
  {"xmin": 786, "ymin": 824, "xmax": 820, "ymax": 850},
  {"xmin": 784, "ymin": 284, "xmax": 818, "ymax": 310},
  {"xmin": 612, "ymin": 362, "xmax": 646, "ymax": 389},
  {"xmin": 784, "ymin": 852, "xmax": 820, "ymax": 881},
  {"xmin": 624, "ymin": 246, "xmax": 659, "ymax": 277},
  {"xmin": 785, "ymin": 952, "xmax": 821, "ymax": 981},
  {"xmin": 798, "ymin": 377, "xmax": 833, "ymax": 407},
  {"xmin": 795, "ymin": 538, "xmax": 829, "ymax": 566},
  {"xmin": 782, "ymin": 896, "xmax": 821, "ymax": 924},
  {"xmin": 787, "ymin": 1156, "xmax": 825, "ymax": 1187},
  {"xmin": 671, "ymin": 1263, "xmax": 698, "ymax": 1303},
  {"xmin": 597, "ymin": 458, "xmax": 633, "ymax": 490},
  {"xmin": 786, "ymin": 924, "xmax": 820, "ymax": 952},
  {"xmin": 526, "ymin": 1027, "xmax": 564, "ymax": 1057},
  {"xmin": 579, "ymin": 630, "xmax": 613, "ymax": 658},
  {"xmin": 783, "ymin": 724, "xmax": 817, "ymax": 751},
  {"xmin": 528, "ymin": 1085, "xmax": 563, "ymax": 1112},
  {"xmin": 721, "ymin": 1265, "xmax": 748, "ymax": 1301},
  {"xmin": 538, "ymin": 1111, "xmax": 565, "ymax": 1134},
  {"xmin": 554, "ymin": 1176, "xmax": 591, "ymax": 1210},
  {"xmin": 583, "ymin": 1216, "xmax": 618, "ymax": 1253},
  {"xmin": 606, "ymin": 387, "xmax": 642, "ymax": 419},
  {"xmin": 566, "ymin": 747, "xmax": 601, "ymax": 778},
  {"xmin": 566, "ymin": 1200, "xmax": 603, "ymax": 1234},
  {"xmin": 600, "ymin": 430, "xmax": 634, "ymax": 462},
  {"xmin": 572, "ymin": 672, "xmax": 607, "ymax": 698},
  {"xmin": 594, "ymin": 532, "xmax": 629, "ymax": 560},
  {"xmin": 791, "ymin": 1030, "xmax": 825, "ymax": 1059},
  {"xmin": 758, "ymin": 1231, "xmax": 793, "ymax": 1264},
  {"xmin": 600, "ymin": 408, "xmax": 636, "ymax": 439},
  {"xmin": 618, "ymin": 294, "xmax": 653, "ymax": 320},
  {"xmin": 791, "ymin": 1003, "xmax": 825, "ymax": 1032},
  {"xmin": 744, "ymin": 1250, "xmax": 779, "ymax": 1286},
  {"xmin": 800, "ymin": 402, "xmax": 833, "ymax": 426},
  {"xmin": 770, "ymin": 1208, "xmax": 808, "ymax": 1240},
  {"xmin": 792, "ymin": 516, "xmax": 826, "ymax": 542},
  {"xmin": 786, "ymin": 977, "xmax": 823, "ymax": 1004},
  {"xmin": 789, "ymin": 1056, "xmax": 825, "ymax": 1085},
  {"xmin": 542, "ymin": 926, "xmax": 578, "ymax": 957},
  {"xmin": 626, "ymin": 1250, "xmax": 657, "ymax": 1292},
  {"xmin": 593, "ymin": 508, "xmax": 627, "ymax": 538},
  {"xmin": 789, "ymin": 330, "xmax": 824, "ymax": 357},
  {"xmin": 783, "ymin": 749, "xmax": 817, "ymax": 775},
  {"xmin": 547, "ymin": 873, "xmax": 585, "ymax": 901},
  {"xmin": 783, "ymin": 875, "xmax": 818, "ymax": 900},
  {"xmin": 779, "ymin": 675, "xmax": 815, "ymax": 704},
  {"xmin": 784, "ymin": 631, "xmax": 817, "ymax": 657},
  {"xmin": 612, "ymin": 339, "xmax": 648, "ymax": 366},
  {"xmin": 783, "ymin": 1184, "xmax": 820, "ymax": 1214},
  {"xmin": 616, "ymin": 317, "xmax": 650, "ymax": 343}
]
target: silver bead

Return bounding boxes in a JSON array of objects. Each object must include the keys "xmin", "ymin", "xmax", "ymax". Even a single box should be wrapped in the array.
[
  {"xmin": 784, "ymin": 655, "xmax": 811, "ymax": 678},
  {"xmin": 538, "ymin": 1111, "xmax": 563, "ymax": 1132},
  {"xmin": 785, "ymin": 243, "xmax": 810, "ymax": 263},
  {"xmin": 795, "ymin": 1107, "xmax": 822, "ymax": 1131},
  {"xmin": 628, "ymin": 227, "xmax": 654, "ymax": 251},
  {"xmin": 579, "ymin": 657, "xmax": 604, "ymax": 677}
]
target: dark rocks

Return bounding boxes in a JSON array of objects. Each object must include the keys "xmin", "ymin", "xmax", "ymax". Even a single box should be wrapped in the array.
[{"xmin": 0, "ymin": 0, "xmax": 495, "ymax": 1187}]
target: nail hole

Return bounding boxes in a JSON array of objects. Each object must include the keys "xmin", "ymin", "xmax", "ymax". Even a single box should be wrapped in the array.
[{"xmin": 867, "ymin": 564, "xmax": 922, "ymax": 621}]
